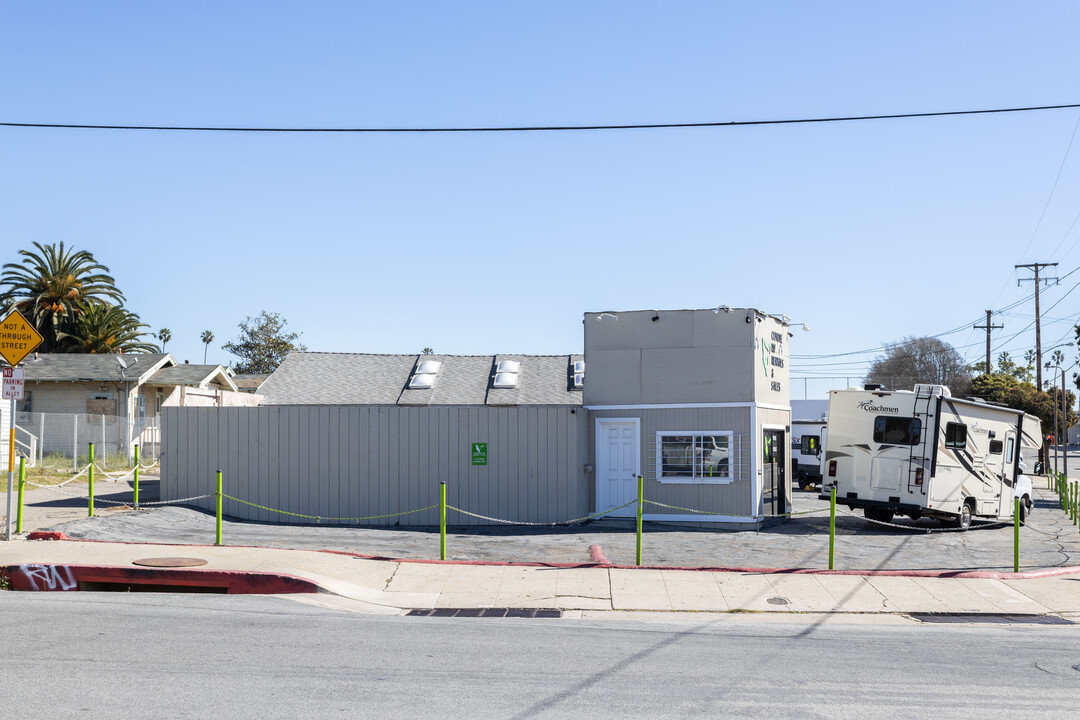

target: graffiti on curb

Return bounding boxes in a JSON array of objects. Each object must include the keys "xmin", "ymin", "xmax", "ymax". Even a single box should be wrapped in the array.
[{"xmin": 11, "ymin": 565, "xmax": 79, "ymax": 591}]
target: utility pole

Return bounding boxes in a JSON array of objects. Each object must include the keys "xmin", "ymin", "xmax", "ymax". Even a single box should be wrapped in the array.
[
  {"xmin": 1016, "ymin": 262, "xmax": 1058, "ymax": 390},
  {"xmin": 973, "ymin": 310, "xmax": 1003, "ymax": 374}
]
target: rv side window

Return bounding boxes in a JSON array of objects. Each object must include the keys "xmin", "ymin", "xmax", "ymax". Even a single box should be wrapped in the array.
[
  {"xmin": 801, "ymin": 435, "xmax": 820, "ymax": 456},
  {"xmin": 873, "ymin": 417, "xmax": 922, "ymax": 445},
  {"xmin": 945, "ymin": 423, "xmax": 967, "ymax": 448},
  {"xmin": 989, "ymin": 440, "xmax": 1003, "ymax": 455}
]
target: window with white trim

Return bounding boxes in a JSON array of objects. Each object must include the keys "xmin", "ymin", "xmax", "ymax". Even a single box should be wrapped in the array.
[{"xmin": 656, "ymin": 431, "xmax": 733, "ymax": 483}]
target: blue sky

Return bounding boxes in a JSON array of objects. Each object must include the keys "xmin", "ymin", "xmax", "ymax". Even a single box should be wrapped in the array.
[{"xmin": 3, "ymin": 2, "xmax": 1079, "ymax": 397}]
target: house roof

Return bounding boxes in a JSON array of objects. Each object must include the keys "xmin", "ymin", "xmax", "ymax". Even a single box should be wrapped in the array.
[
  {"xmin": 148, "ymin": 364, "xmax": 239, "ymax": 392},
  {"xmin": 18, "ymin": 353, "xmax": 174, "ymax": 383},
  {"xmin": 257, "ymin": 352, "xmax": 585, "ymax": 406},
  {"xmin": 231, "ymin": 374, "xmax": 269, "ymax": 392}
]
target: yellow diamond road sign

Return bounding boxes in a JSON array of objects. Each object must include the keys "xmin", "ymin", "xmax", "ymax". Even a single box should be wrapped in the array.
[{"xmin": 0, "ymin": 309, "xmax": 44, "ymax": 367}]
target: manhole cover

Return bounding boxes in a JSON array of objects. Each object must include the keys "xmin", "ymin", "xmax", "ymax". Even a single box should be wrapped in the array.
[
  {"xmin": 766, "ymin": 596, "xmax": 791, "ymax": 606},
  {"xmin": 131, "ymin": 557, "xmax": 208, "ymax": 568}
]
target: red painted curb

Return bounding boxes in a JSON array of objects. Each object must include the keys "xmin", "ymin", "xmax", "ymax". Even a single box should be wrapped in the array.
[
  {"xmin": 27, "ymin": 531, "xmax": 70, "ymax": 541},
  {"xmin": 588, "ymin": 544, "xmax": 611, "ymax": 565},
  {"xmin": 0, "ymin": 563, "xmax": 320, "ymax": 594}
]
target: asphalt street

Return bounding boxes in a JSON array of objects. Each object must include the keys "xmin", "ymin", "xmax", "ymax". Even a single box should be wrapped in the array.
[
  {"xmin": 26, "ymin": 474, "xmax": 1080, "ymax": 572},
  {"xmin": 4, "ymin": 592, "xmax": 1079, "ymax": 720}
]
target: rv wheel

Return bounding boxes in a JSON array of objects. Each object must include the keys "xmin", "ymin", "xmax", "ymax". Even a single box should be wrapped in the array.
[{"xmin": 955, "ymin": 502, "xmax": 973, "ymax": 531}]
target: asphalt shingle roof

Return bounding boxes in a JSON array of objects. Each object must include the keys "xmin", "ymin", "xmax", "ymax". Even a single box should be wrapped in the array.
[
  {"xmin": 257, "ymin": 352, "xmax": 584, "ymax": 406},
  {"xmin": 148, "ymin": 365, "xmax": 238, "ymax": 391},
  {"xmin": 17, "ymin": 353, "xmax": 173, "ymax": 382}
]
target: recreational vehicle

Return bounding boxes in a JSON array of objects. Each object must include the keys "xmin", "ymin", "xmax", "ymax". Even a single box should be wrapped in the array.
[
  {"xmin": 823, "ymin": 384, "xmax": 1041, "ymax": 529},
  {"xmin": 791, "ymin": 419, "xmax": 826, "ymax": 490}
]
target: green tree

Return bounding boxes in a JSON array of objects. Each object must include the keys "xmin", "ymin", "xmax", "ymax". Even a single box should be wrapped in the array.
[
  {"xmin": 222, "ymin": 311, "xmax": 307, "ymax": 374},
  {"xmin": 58, "ymin": 301, "xmax": 159, "ymax": 354},
  {"xmin": 969, "ymin": 373, "xmax": 1077, "ymax": 431},
  {"xmin": 158, "ymin": 328, "xmax": 172, "ymax": 352},
  {"xmin": 1, "ymin": 242, "xmax": 125, "ymax": 352},
  {"xmin": 866, "ymin": 336, "xmax": 971, "ymax": 395},
  {"xmin": 422, "ymin": 347, "xmax": 434, "ymax": 355},
  {"xmin": 201, "ymin": 330, "xmax": 214, "ymax": 364}
]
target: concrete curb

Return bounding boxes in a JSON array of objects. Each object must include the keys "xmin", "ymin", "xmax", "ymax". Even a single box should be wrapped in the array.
[{"xmin": 22, "ymin": 532, "xmax": 1080, "ymax": 580}]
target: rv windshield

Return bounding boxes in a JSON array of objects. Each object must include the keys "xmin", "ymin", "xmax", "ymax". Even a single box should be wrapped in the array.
[{"xmin": 873, "ymin": 416, "xmax": 922, "ymax": 445}]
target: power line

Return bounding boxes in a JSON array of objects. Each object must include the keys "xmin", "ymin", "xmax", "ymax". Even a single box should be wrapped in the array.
[{"xmin": 3, "ymin": 102, "xmax": 1080, "ymax": 134}]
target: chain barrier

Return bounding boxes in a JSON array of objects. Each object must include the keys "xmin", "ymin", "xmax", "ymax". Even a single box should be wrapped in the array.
[
  {"xmin": 94, "ymin": 463, "xmax": 136, "ymax": 482},
  {"xmin": 1018, "ymin": 519, "xmax": 1077, "ymax": 539},
  {"xmin": 833, "ymin": 507, "xmax": 1014, "ymax": 533},
  {"xmin": 221, "ymin": 494, "xmax": 439, "ymax": 524},
  {"xmin": 644, "ymin": 499, "xmax": 829, "ymax": 520},
  {"xmin": 134, "ymin": 493, "xmax": 216, "ymax": 507},
  {"xmin": 447, "ymin": 499, "xmax": 640, "ymax": 526},
  {"xmin": 23, "ymin": 464, "xmax": 93, "ymax": 490},
  {"xmin": 19, "ymin": 480, "xmax": 211, "ymax": 509}
]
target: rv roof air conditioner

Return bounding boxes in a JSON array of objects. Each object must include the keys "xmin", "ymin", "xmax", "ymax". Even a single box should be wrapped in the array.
[{"xmin": 913, "ymin": 383, "xmax": 951, "ymax": 397}]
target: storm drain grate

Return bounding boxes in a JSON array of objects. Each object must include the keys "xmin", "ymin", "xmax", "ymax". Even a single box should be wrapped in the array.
[
  {"xmin": 407, "ymin": 608, "xmax": 562, "ymax": 619},
  {"xmin": 909, "ymin": 613, "xmax": 1073, "ymax": 625}
]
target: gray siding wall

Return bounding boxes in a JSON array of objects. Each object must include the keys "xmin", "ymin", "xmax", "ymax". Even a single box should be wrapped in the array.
[
  {"xmin": 590, "ymin": 406, "xmax": 756, "ymax": 518},
  {"xmin": 162, "ymin": 405, "xmax": 590, "ymax": 526},
  {"xmin": 583, "ymin": 309, "xmax": 790, "ymax": 407}
]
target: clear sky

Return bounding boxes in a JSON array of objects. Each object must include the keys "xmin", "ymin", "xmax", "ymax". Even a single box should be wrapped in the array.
[{"xmin": 3, "ymin": 2, "xmax": 1079, "ymax": 397}]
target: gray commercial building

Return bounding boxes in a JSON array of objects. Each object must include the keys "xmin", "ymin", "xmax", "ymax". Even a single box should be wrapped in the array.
[{"xmin": 162, "ymin": 307, "xmax": 793, "ymax": 526}]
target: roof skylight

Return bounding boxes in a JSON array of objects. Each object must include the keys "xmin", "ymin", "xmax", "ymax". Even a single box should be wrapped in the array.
[
  {"xmin": 416, "ymin": 360, "xmax": 441, "ymax": 375},
  {"xmin": 408, "ymin": 374, "xmax": 435, "ymax": 389},
  {"xmin": 496, "ymin": 360, "xmax": 520, "ymax": 374},
  {"xmin": 493, "ymin": 372, "xmax": 518, "ymax": 389}
]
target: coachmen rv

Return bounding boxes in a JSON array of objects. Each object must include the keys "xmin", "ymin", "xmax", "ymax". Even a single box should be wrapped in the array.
[{"xmin": 823, "ymin": 384, "xmax": 1042, "ymax": 529}]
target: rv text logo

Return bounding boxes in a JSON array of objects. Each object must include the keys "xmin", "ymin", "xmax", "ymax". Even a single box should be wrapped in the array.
[
  {"xmin": 970, "ymin": 424, "xmax": 989, "ymax": 435},
  {"xmin": 857, "ymin": 401, "xmax": 899, "ymax": 414}
]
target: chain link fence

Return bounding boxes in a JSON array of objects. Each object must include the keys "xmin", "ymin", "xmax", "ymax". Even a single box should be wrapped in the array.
[{"xmin": 8, "ymin": 411, "xmax": 161, "ymax": 471}]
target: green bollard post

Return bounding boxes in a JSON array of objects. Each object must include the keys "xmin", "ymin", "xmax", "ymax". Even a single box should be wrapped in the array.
[
  {"xmin": 215, "ymin": 470, "xmax": 223, "ymax": 546},
  {"xmin": 133, "ymin": 444, "xmax": 140, "ymax": 509},
  {"xmin": 1014, "ymin": 497, "xmax": 1020, "ymax": 574},
  {"xmin": 88, "ymin": 442, "xmax": 95, "ymax": 517},
  {"xmin": 636, "ymin": 475, "xmax": 644, "ymax": 566},
  {"xmin": 16, "ymin": 457, "xmax": 25, "ymax": 534},
  {"xmin": 829, "ymin": 486, "xmax": 836, "ymax": 571},
  {"xmin": 440, "ymin": 482, "xmax": 447, "ymax": 561}
]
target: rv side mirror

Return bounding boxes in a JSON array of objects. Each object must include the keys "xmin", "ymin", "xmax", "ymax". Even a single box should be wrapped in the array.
[{"xmin": 1033, "ymin": 461, "xmax": 1044, "ymax": 475}]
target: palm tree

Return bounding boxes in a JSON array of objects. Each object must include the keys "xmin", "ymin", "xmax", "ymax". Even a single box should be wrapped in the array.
[
  {"xmin": 59, "ymin": 302, "xmax": 158, "ymax": 354},
  {"xmin": 1, "ymin": 241, "xmax": 125, "ymax": 352},
  {"xmin": 201, "ymin": 330, "xmax": 214, "ymax": 363},
  {"xmin": 158, "ymin": 328, "xmax": 172, "ymax": 353}
]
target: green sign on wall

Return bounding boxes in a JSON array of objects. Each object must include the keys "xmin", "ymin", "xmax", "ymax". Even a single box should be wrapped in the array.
[{"xmin": 471, "ymin": 442, "xmax": 488, "ymax": 466}]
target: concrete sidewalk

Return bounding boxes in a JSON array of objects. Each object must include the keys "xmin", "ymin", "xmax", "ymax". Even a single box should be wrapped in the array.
[{"xmin": 3, "ymin": 536, "xmax": 1080, "ymax": 620}]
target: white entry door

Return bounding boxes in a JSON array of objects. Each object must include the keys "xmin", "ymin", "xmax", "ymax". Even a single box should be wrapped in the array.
[{"xmin": 596, "ymin": 420, "xmax": 640, "ymax": 517}]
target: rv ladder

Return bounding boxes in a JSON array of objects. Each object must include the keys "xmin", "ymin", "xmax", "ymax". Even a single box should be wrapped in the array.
[{"xmin": 908, "ymin": 386, "xmax": 935, "ymax": 495}]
